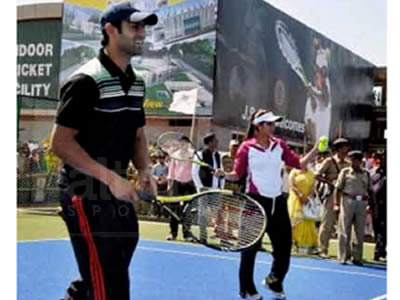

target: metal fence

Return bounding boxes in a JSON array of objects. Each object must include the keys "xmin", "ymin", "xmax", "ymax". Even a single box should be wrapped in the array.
[{"xmin": 17, "ymin": 95, "xmax": 60, "ymax": 205}]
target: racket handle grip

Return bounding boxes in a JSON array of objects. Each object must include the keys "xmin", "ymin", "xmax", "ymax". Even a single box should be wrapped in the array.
[{"xmin": 137, "ymin": 190, "xmax": 157, "ymax": 203}]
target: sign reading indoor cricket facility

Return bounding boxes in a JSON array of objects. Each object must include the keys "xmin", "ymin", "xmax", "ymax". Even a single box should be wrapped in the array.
[
  {"xmin": 60, "ymin": 0, "xmax": 217, "ymax": 116},
  {"xmin": 17, "ymin": 20, "xmax": 62, "ymax": 98},
  {"xmin": 214, "ymin": 0, "xmax": 375, "ymax": 145}
]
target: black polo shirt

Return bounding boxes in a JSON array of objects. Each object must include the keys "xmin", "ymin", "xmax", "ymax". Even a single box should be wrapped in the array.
[{"xmin": 56, "ymin": 49, "xmax": 146, "ymax": 196}]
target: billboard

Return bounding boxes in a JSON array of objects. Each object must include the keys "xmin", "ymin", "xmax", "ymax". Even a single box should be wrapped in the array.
[
  {"xmin": 60, "ymin": 0, "xmax": 217, "ymax": 116},
  {"xmin": 17, "ymin": 20, "xmax": 63, "ymax": 99},
  {"xmin": 214, "ymin": 0, "xmax": 375, "ymax": 145}
]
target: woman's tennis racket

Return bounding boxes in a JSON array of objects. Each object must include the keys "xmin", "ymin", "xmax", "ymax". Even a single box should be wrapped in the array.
[
  {"xmin": 138, "ymin": 189, "xmax": 267, "ymax": 252},
  {"xmin": 157, "ymin": 131, "xmax": 213, "ymax": 169},
  {"xmin": 275, "ymin": 20, "xmax": 309, "ymax": 87}
]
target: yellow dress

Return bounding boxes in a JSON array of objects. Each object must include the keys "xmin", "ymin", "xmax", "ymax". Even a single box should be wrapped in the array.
[{"xmin": 287, "ymin": 169, "xmax": 318, "ymax": 253}]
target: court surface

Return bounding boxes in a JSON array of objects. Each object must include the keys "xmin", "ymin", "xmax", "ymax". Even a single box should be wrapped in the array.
[{"xmin": 18, "ymin": 239, "xmax": 386, "ymax": 300}]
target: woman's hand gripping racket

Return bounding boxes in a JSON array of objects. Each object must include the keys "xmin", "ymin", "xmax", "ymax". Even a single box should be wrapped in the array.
[{"xmin": 138, "ymin": 189, "xmax": 267, "ymax": 252}]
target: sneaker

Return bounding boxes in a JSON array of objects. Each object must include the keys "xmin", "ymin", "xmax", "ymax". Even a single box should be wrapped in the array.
[
  {"xmin": 319, "ymin": 251, "xmax": 330, "ymax": 259},
  {"xmin": 262, "ymin": 278, "xmax": 286, "ymax": 299},
  {"xmin": 184, "ymin": 236, "xmax": 195, "ymax": 243},
  {"xmin": 374, "ymin": 253, "xmax": 386, "ymax": 262},
  {"xmin": 308, "ymin": 247, "xmax": 320, "ymax": 255},
  {"xmin": 56, "ymin": 207, "xmax": 65, "ymax": 220},
  {"xmin": 238, "ymin": 292, "xmax": 263, "ymax": 299},
  {"xmin": 352, "ymin": 260, "xmax": 364, "ymax": 266},
  {"xmin": 166, "ymin": 233, "xmax": 176, "ymax": 241}
]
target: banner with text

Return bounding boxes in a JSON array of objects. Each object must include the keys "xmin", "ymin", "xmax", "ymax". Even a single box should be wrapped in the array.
[
  {"xmin": 17, "ymin": 20, "xmax": 63, "ymax": 99},
  {"xmin": 214, "ymin": 0, "xmax": 375, "ymax": 145}
]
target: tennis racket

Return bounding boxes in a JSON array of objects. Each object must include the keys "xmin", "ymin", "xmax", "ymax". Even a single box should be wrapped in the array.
[
  {"xmin": 275, "ymin": 20, "xmax": 309, "ymax": 87},
  {"xmin": 157, "ymin": 131, "xmax": 213, "ymax": 170},
  {"xmin": 138, "ymin": 189, "xmax": 267, "ymax": 252}
]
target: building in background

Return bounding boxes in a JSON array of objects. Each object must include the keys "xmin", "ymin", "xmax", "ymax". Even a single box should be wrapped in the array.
[
  {"xmin": 369, "ymin": 67, "xmax": 387, "ymax": 151},
  {"xmin": 17, "ymin": 0, "xmax": 386, "ymax": 157},
  {"xmin": 17, "ymin": 1, "xmax": 63, "ymax": 143}
]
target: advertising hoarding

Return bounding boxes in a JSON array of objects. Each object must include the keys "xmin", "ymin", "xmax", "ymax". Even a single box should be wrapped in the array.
[
  {"xmin": 60, "ymin": 0, "xmax": 217, "ymax": 116},
  {"xmin": 214, "ymin": 0, "xmax": 375, "ymax": 145}
]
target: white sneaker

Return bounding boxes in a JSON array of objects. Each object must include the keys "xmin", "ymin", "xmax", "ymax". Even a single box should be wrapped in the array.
[
  {"xmin": 238, "ymin": 292, "xmax": 263, "ymax": 299},
  {"xmin": 262, "ymin": 278, "xmax": 286, "ymax": 299}
]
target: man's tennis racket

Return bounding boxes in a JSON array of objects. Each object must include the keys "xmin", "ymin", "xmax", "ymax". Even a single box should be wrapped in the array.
[
  {"xmin": 157, "ymin": 131, "xmax": 213, "ymax": 170},
  {"xmin": 138, "ymin": 189, "xmax": 267, "ymax": 252},
  {"xmin": 275, "ymin": 20, "xmax": 309, "ymax": 87}
]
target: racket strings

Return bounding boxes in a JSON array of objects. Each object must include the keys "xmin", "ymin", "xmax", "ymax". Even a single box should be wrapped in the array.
[
  {"xmin": 275, "ymin": 21, "xmax": 308, "ymax": 86},
  {"xmin": 183, "ymin": 194, "xmax": 265, "ymax": 250},
  {"xmin": 275, "ymin": 21, "xmax": 300, "ymax": 65}
]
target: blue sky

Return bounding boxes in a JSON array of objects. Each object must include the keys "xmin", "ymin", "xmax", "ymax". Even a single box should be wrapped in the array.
[{"xmin": 265, "ymin": 0, "xmax": 387, "ymax": 66}]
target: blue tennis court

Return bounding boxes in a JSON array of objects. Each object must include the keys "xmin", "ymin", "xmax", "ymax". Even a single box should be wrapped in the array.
[{"xmin": 18, "ymin": 239, "xmax": 386, "ymax": 300}]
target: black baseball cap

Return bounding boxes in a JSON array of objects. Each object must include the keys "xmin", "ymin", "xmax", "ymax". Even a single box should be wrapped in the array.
[{"xmin": 100, "ymin": 2, "xmax": 158, "ymax": 30}]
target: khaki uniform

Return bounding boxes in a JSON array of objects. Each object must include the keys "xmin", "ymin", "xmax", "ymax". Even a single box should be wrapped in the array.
[
  {"xmin": 336, "ymin": 167, "xmax": 372, "ymax": 262},
  {"xmin": 315, "ymin": 155, "xmax": 351, "ymax": 253}
]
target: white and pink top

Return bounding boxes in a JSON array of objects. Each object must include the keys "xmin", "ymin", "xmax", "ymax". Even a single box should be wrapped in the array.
[{"xmin": 234, "ymin": 137, "xmax": 301, "ymax": 198}]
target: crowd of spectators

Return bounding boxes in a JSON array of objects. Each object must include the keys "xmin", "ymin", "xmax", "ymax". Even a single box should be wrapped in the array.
[
  {"xmin": 17, "ymin": 141, "xmax": 62, "ymax": 204},
  {"xmin": 18, "ymin": 135, "xmax": 386, "ymax": 265}
]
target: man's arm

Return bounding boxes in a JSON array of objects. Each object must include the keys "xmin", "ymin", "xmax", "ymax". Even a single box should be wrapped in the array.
[
  {"xmin": 218, "ymin": 152, "xmax": 225, "ymax": 188},
  {"xmin": 334, "ymin": 169, "xmax": 346, "ymax": 210},
  {"xmin": 132, "ymin": 127, "xmax": 156, "ymax": 194},
  {"xmin": 192, "ymin": 151, "xmax": 204, "ymax": 192},
  {"xmin": 334, "ymin": 188, "xmax": 342, "ymax": 211},
  {"xmin": 314, "ymin": 158, "xmax": 331, "ymax": 181},
  {"xmin": 50, "ymin": 125, "xmax": 138, "ymax": 201},
  {"xmin": 367, "ymin": 172, "xmax": 375, "ymax": 209},
  {"xmin": 133, "ymin": 127, "xmax": 150, "ymax": 172}
]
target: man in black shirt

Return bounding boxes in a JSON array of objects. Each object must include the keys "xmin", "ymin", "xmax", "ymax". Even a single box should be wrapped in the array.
[{"xmin": 51, "ymin": 3, "xmax": 157, "ymax": 299}]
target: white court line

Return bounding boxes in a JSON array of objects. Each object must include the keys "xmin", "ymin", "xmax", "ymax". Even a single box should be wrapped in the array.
[
  {"xmin": 18, "ymin": 238, "xmax": 69, "ymax": 243},
  {"xmin": 137, "ymin": 246, "xmax": 386, "ymax": 280},
  {"xmin": 18, "ymin": 238, "xmax": 386, "ymax": 279},
  {"xmin": 369, "ymin": 294, "xmax": 387, "ymax": 300}
]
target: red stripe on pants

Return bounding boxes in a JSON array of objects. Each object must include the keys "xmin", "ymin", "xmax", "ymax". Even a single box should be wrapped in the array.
[{"xmin": 72, "ymin": 196, "xmax": 106, "ymax": 300}]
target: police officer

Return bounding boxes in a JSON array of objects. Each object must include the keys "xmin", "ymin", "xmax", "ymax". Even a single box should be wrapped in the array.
[
  {"xmin": 335, "ymin": 150, "xmax": 374, "ymax": 265},
  {"xmin": 315, "ymin": 138, "xmax": 350, "ymax": 257},
  {"xmin": 370, "ymin": 150, "xmax": 387, "ymax": 261}
]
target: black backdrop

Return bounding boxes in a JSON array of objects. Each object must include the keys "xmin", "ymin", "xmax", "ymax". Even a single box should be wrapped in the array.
[{"xmin": 214, "ymin": 0, "xmax": 375, "ymax": 147}]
